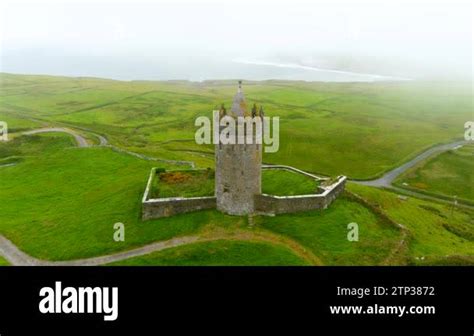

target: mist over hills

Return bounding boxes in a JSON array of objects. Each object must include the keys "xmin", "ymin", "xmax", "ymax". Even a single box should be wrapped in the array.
[{"xmin": 2, "ymin": 47, "xmax": 469, "ymax": 82}]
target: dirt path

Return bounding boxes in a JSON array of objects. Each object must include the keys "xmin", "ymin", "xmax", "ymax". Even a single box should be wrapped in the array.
[
  {"xmin": 0, "ymin": 234, "xmax": 198, "ymax": 266},
  {"xmin": 20, "ymin": 126, "xmax": 194, "ymax": 167},
  {"xmin": 23, "ymin": 127, "xmax": 90, "ymax": 147},
  {"xmin": 0, "ymin": 229, "xmax": 321, "ymax": 266},
  {"xmin": 0, "ymin": 163, "xmax": 17, "ymax": 168}
]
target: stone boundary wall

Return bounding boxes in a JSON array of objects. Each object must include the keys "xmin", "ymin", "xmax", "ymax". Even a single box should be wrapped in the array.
[
  {"xmin": 255, "ymin": 176, "xmax": 346, "ymax": 215},
  {"xmin": 141, "ymin": 167, "xmax": 347, "ymax": 220},
  {"xmin": 142, "ymin": 196, "xmax": 216, "ymax": 220}
]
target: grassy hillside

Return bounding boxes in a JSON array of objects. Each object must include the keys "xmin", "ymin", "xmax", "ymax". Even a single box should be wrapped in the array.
[
  {"xmin": 395, "ymin": 144, "xmax": 474, "ymax": 202},
  {"xmin": 259, "ymin": 196, "xmax": 402, "ymax": 265},
  {"xmin": 348, "ymin": 183, "xmax": 474, "ymax": 262},
  {"xmin": 1, "ymin": 73, "xmax": 471, "ymax": 179}
]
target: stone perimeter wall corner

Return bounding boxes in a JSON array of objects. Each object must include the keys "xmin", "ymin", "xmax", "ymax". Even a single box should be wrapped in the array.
[{"xmin": 255, "ymin": 176, "xmax": 346, "ymax": 215}]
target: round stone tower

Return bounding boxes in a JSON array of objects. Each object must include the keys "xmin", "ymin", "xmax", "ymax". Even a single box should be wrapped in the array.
[{"xmin": 215, "ymin": 81, "xmax": 262, "ymax": 215}]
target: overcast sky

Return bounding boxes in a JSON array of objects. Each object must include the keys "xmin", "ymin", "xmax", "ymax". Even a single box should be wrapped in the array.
[{"xmin": 0, "ymin": 0, "xmax": 471, "ymax": 81}]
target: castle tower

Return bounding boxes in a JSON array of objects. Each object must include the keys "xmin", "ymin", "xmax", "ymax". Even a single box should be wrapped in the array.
[{"xmin": 215, "ymin": 81, "xmax": 262, "ymax": 215}]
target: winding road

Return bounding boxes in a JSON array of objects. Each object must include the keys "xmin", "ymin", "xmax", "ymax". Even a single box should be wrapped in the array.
[
  {"xmin": 355, "ymin": 140, "xmax": 469, "ymax": 187},
  {"xmin": 353, "ymin": 139, "xmax": 474, "ymax": 210}
]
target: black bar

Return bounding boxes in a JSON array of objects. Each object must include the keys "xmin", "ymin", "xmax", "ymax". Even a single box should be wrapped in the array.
[{"xmin": 0, "ymin": 267, "xmax": 472, "ymax": 335}]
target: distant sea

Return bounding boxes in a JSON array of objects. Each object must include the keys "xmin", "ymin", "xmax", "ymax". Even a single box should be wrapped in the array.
[{"xmin": 0, "ymin": 49, "xmax": 412, "ymax": 82}]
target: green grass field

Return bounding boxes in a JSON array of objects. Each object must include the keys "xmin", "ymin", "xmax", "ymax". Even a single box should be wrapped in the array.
[
  {"xmin": 259, "ymin": 196, "xmax": 402, "ymax": 265},
  {"xmin": 395, "ymin": 144, "xmax": 474, "ymax": 203},
  {"xmin": 109, "ymin": 240, "xmax": 310, "ymax": 266},
  {"xmin": 0, "ymin": 132, "xmax": 76, "ymax": 159},
  {"xmin": 262, "ymin": 169, "xmax": 318, "ymax": 195},
  {"xmin": 0, "ymin": 73, "xmax": 472, "ymax": 266}
]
